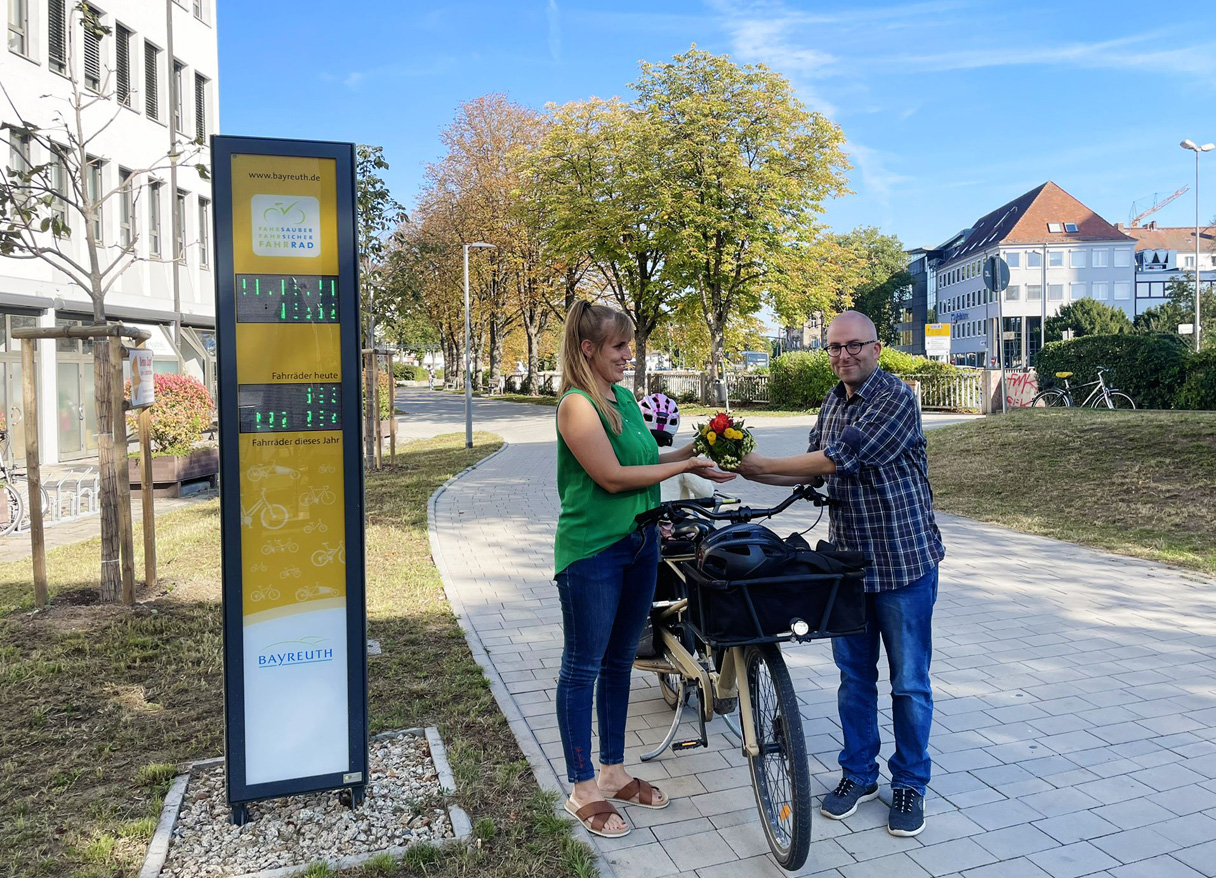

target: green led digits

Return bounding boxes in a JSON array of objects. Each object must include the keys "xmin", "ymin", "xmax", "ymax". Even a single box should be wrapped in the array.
[
  {"xmin": 235, "ymin": 275, "xmax": 340, "ymax": 324},
  {"xmin": 238, "ymin": 383, "xmax": 342, "ymax": 433}
]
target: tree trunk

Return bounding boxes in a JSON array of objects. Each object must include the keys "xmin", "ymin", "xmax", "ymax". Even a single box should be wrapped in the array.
[
  {"xmin": 93, "ymin": 326, "xmax": 121, "ymax": 602},
  {"xmin": 488, "ymin": 319, "xmax": 504, "ymax": 395},
  {"xmin": 633, "ymin": 330, "xmax": 648, "ymax": 398}
]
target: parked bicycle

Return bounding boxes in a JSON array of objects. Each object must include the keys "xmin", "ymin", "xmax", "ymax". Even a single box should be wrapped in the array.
[
  {"xmin": 1030, "ymin": 366, "xmax": 1136, "ymax": 409},
  {"xmin": 633, "ymin": 485, "xmax": 869, "ymax": 871},
  {"xmin": 0, "ymin": 428, "xmax": 51, "ymax": 537}
]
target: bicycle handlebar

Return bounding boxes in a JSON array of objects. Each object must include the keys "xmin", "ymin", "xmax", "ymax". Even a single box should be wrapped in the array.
[{"xmin": 635, "ymin": 483, "xmax": 833, "ymax": 528}]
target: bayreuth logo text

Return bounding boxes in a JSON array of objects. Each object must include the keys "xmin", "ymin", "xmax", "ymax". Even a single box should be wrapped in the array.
[
  {"xmin": 251, "ymin": 194, "xmax": 321, "ymax": 258},
  {"xmin": 258, "ymin": 635, "xmax": 334, "ymax": 669}
]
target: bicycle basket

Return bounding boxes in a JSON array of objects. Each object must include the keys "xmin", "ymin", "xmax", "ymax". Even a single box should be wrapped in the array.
[{"xmin": 685, "ymin": 533, "xmax": 869, "ymax": 647}]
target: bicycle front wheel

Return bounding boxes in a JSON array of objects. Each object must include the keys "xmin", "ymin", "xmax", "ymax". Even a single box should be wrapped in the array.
[
  {"xmin": 744, "ymin": 643, "xmax": 811, "ymax": 871},
  {"xmin": 1093, "ymin": 392, "xmax": 1136, "ymax": 410},
  {"xmin": 1030, "ymin": 389, "xmax": 1070, "ymax": 408},
  {"xmin": 0, "ymin": 483, "xmax": 24, "ymax": 536}
]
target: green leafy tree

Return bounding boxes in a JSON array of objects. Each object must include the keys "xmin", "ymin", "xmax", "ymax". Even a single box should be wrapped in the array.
[
  {"xmin": 834, "ymin": 226, "xmax": 910, "ymax": 345},
  {"xmin": 1160, "ymin": 275, "xmax": 1216, "ymax": 351},
  {"xmin": 633, "ymin": 47, "xmax": 850, "ymax": 373},
  {"xmin": 1045, "ymin": 299, "xmax": 1133, "ymax": 343}
]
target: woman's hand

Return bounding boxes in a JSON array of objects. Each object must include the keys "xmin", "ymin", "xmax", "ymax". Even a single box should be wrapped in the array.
[{"xmin": 685, "ymin": 456, "xmax": 736, "ymax": 483}]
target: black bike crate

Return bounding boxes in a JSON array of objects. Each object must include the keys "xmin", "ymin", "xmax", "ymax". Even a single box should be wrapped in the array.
[{"xmin": 682, "ymin": 562, "xmax": 867, "ymax": 647}]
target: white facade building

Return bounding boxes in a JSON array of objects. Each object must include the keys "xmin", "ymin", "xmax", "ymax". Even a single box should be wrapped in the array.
[
  {"xmin": 1, "ymin": 0, "xmax": 218, "ymax": 463},
  {"xmin": 1121, "ymin": 222, "xmax": 1216, "ymax": 316},
  {"xmin": 934, "ymin": 182, "xmax": 1135, "ymax": 367}
]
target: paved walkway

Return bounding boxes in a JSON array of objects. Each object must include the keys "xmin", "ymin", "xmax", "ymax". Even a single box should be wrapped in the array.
[{"xmin": 414, "ymin": 387, "xmax": 1216, "ymax": 878}]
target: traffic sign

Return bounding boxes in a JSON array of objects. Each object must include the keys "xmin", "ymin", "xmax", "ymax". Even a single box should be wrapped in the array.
[{"xmin": 983, "ymin": 256, "xmax": 1011, "ymax": 293}]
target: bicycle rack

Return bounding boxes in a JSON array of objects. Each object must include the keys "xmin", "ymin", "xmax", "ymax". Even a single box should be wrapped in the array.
[{"xmin": 8, "ymin": 466, "xmax": 103, "ymax": 535}]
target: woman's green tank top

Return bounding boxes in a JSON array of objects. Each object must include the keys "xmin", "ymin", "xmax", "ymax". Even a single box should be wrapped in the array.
[{"xmin": 554, "ymin": 385, "xmax": 660, "ymax": 576}]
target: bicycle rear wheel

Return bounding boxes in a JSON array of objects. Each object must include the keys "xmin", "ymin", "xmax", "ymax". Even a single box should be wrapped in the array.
[
  {"xmin": 1093, "ymin": 391, "xmax": 1135, "ymax": 410},
  {"xmin": 0, "ymin": 482, "xmax": 24, "ymax": 536},
  {"xmin": 744, "ymin": 643, "xmax": 811, "ymax": 871},
  {"xmin": 1029, "ymin": 389, "xmax": 1070, "ymax": 407}
]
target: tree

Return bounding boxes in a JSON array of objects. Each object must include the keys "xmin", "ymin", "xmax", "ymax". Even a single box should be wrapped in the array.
[
  {"xmin": 633, "ymin": 47, "xmax": 850, "ymax": 374},
  {"xmin": 533, "ymin": 98, "xmax": 681, "ymax": 394},
  {"xmin": 1045, "ymin": 299, "xmax": 1133, "ymax": 343},
  {"xmin": 0, "ymin": 4, "xmax": 206, "ymax": 601},
  {"xmin": 835, "ymin": 227, "xmax": 910, "ymax": 345}
]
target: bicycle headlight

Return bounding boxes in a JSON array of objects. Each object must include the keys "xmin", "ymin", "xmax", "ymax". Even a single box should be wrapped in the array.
[{"xmin": 791, "ymin": 619, "xmax": 810, "ymax": 638}]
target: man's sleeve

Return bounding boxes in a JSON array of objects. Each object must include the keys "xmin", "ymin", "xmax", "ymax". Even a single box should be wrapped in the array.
[
  {"xmin": 821, "ymin": 389, "xmax": 919, "ymax": 475},
  {"xmin": 806, "ymin": 411, "xmax": 823, "ymax": 452}
]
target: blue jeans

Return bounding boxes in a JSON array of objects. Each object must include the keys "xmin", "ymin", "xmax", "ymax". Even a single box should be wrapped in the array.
[
  {"xmin": 554, "ymin": 525, "xmax": 659, "ymax": 783},
  {"xmin": 832, "ymin": 564, "xmax": 938, "ymax": 795}
]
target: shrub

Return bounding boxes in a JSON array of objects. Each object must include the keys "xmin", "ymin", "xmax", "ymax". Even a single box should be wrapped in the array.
[
  {"xmin": 1034, "ymin": 332, "xmax": 1190, "ymax": 410},
  {"xmin": 125, "ymin": 374, "xmax": 213, "ymax": 455},
  {"xmin": 770, "ymin": 351, "xmax": 836, "ymax": 409},
  {"xmin": 878, "ymin": 348, "xmax": 958, "ymax": 379},
  {"xmin": 1177, "ymin": 349, "xmax": 1216, "ymax": 410},
  {"xmin": 362, "ymin": 370, "xmax": 393, "ymax": 419},
  {"xmin": 393, "ymin": 362, "xmax": 432, "ymax": 382}
]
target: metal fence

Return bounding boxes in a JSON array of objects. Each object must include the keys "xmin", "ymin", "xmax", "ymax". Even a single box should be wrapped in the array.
[{"xmin": 906, "ymin": 371, "xmax": 985, "ymax": 412}]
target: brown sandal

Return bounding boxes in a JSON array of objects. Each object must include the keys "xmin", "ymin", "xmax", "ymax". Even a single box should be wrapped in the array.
[
  {"xmin": 564, "ymin": 798, "xmax": 631, "ymax": 838},
  {"xmin": 604, "ymin": 778, "xmax": 669, "ymax": 810}
]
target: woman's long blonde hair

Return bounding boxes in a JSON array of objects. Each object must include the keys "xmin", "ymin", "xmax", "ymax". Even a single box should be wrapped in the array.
[{"xmin": 559, "ymin": 300, "xmax": 634, "ymax": 435}]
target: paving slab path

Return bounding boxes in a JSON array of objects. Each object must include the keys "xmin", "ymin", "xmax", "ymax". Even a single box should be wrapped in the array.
[{"xmin": 409, "ymin": 387, "xmax": 1216, "ymax": 878}]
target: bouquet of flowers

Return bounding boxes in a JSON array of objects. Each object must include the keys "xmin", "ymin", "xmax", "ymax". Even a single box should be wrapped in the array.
[{"xmin": 693, "ymin": 412, "xmax": 755, "ymax": 470}]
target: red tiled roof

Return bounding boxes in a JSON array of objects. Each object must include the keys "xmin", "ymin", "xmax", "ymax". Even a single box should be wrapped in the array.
[{"xmin": 1122, "ymin": 225, "xmax": 1216, "ymax": 252}]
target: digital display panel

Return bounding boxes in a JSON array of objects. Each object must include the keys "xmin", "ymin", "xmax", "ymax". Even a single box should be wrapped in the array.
[
  {"xmin": 236, "ymin": 274, "xmax": 340, "ymax": 324},
  {"xmin": 238, "ymin": 383, "xmax": 342, "ymax": 433}
]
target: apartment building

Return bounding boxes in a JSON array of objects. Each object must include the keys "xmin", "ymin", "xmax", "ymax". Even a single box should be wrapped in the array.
[
  {"xmin": 933, "ymin": 182, "xmax": 1135, "ymax": 367},
  {"xmin": 1120, "ymin": 222, "xmax": 1216, "ymax": 316},
  {"xmin": 1, "ymin": 0, "xmax": 218, "ymax": 463}
]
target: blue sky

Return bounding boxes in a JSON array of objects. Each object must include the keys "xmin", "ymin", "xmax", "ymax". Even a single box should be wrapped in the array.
[{"xmin": 219, "ymin": 0, "xmax": 1216, "ymax": 251}]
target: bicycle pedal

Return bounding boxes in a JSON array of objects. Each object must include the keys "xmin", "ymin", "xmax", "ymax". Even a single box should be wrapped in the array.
[{"xmin": 671, "ymin": 739, "xmax": 705, "ymax": 752}]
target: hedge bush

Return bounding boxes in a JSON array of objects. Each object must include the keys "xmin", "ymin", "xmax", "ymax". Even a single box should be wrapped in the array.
[
  {"xmin": 1034, "ymin": 333, "xmax": 1190, "ymax": 410},
  {"xmin": 393, "ymin": 362, "xmax": 435, "ymax": 382},
  {"xmin": 1177, "ymin": 349, "xmax": 1216, "ymax": 410},
  {"xmin": 125, "ymin": 373, "xmax": 213, "ymax": 455},
  {"xmin": 769, "ymin": 348, "xmax": 959, "ymax": 409}
]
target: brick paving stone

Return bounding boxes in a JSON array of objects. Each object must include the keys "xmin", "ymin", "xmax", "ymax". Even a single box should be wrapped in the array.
[
  {"xmin": 839, "ymin": 851, "xmax": 931, "ymax": 878},
  {"xmin": 910, "ymin": 837, "xmax": 1000, "ymax": 874},
  {"xmin": 1108, "ymin": 858, "xmax": 1204, "ymax": 878},
  {"xmin": 420, "ymin": 390, "xmax": 1216, "ymax": 878},
  {"xmin": 1026, "ymin": 841, "xmax": 1120, "ymax": 878}
]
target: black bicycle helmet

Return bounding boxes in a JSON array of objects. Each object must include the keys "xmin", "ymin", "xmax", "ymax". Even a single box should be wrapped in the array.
[{"xmin": 697, "ymin": 523, "xmax": 791, "ymax": 581}]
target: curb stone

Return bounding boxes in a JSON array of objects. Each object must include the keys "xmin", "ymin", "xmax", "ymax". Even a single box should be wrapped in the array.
[
  {"xmin": 137, "ymin": 727, "xmax": 468, "ymax": 878},
  {"xmin": 426, "ymin": 442, "xmax": 622, "ymax": 878}
]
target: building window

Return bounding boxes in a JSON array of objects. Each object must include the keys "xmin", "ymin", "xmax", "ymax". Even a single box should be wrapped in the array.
[
  {"xmin": 1005, "ymin": 284, "xmax": 1020, "ymax": 302},
  {"xmin": 148, "ymin": 181, "xmax": 161, "ymax": 256},
  {"xmin": 115, "ymin": 24, "xmax": 132, "ymax": 106},
  {"xmin": 192, "ymin": 0, "xmax": 205, "ymax": 21},
  {"xmin": 1185, "ymin": 255, "xmax": 1195, "ymax": 268},
  {"xmin": 1114, "ymin": 248, "xmax": 1131, "ymax": 267},
  {"xmin": 1070, "ymin": 250, "xmax": 1086, "ymax": 269},
  {"xmin": 1047, "ymin": 222, "xmax": 1063, "ymax": 233},
  {"xmin": 145, "ymin": 41, "xmax": 161, "ymax": 119},
  {"xmin": 118, "ymin": 168, "xmax": 134, "ymax": 248},
  {"xmin": 1048, "ymin": 251, "xmax": 1063, "ymax": 267},
  {"xmin": 48, "ymin": 0, "xmax": 68, "ymax": 73},
  {"xmin": 1071, "ymin": 282, "xmax": 1087, "ymax": 300},
  {"xmin": 1092, "ymin": 281, "xmax": 1109, "ymax": 300},
  {"xmin": 1006, "ymin": 252, "xmax": 1020, "ymax": 268},
  {"xmin": 82, "ymin": 4, "xmax": 103, "ymax": 91},
  {"xmin": 1064, "ymin": 222, "xmax": 1079, "ymax": 233},
  {"xmin": 1027, "ymin": 316, "xmax": 1042, "ymax": 362},
  {"xmin": 172, "ymin": 60, "xmax": 185, "ymax": 131},
  {"xmin": 1048, "ymin": 284, "xmax": 1064, "ymax": 301},
  {"xmin": 1092, "ymin": 249, "xmax": 1108, "ymax": 267},
  {"xmin": 1003, "ymin": 316, "xmax": 1023, "ymax": 369},
  {"xmin": 49, "ymin": 147, "xmax": 68, "ymax": 227},
  {"xmin": 194, "ymin": 73, "xmax": 208, "ymax": 141},
  {"xmin": 1027, "ymin": 284, "xmax": 1043, "ymax": 301},
  {"xmin": 1028, "ymin": 250, "xmax": 1042, "ymax": 268},
  {"xmin": 1114, "ymin": 282, "xmax": 1131, "ymax": 300},
  {"xmin": 198, "ymin": 196, "xmax": 209, "ymax": 267},
  {"xmin": 86, "ymin": 157, "xmax": 103, "ymax": 244},
  {"xmin": 174, "ymin": 189, "xmax": 187, "ymax": 259},
  {"xmin": 8, "ymin": 0, "xmax": 28, "ymax": 55},
  {"xmin": 6, "ymin": 125, "xmax": 30, "ymax": 181}
]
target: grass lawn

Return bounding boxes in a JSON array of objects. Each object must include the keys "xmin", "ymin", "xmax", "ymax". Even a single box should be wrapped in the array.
[
  {"xmin": 0, "ymin": 434, "xmax": 596, "ymax": 878},
  {"xmin": 926, "ymin": 408, "xmax": 1216, "ymax": 577}
]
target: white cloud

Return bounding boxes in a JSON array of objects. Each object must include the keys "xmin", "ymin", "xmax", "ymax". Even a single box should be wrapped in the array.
[{"xmin": 547, "ymin": 0, "xmax": 561, "ymax": 64}]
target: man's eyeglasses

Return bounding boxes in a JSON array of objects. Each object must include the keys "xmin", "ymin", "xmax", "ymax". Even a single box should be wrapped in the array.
[{"xmin": 826, "ymin": 340, "xmax": 877, "ymax": 358}]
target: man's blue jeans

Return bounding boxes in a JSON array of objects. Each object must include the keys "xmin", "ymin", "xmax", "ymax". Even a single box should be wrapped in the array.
[
  {"xmin": 554, "ymin": 525, "xmax": 659, "ymax": 783},
  {"xmin": 832, "ymin": 564, "xmax": 938, "ymax": 796}
]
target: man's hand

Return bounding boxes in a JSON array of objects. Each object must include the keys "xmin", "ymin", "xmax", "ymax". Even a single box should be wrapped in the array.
[{"xmin": 733, "ymin": 453, "xmax": 769, "ymax": 479}]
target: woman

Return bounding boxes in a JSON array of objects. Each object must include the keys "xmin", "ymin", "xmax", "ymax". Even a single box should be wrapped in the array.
[{"xmin": 555, "ymin": 301, "xmax": 733, "ymax": 838}]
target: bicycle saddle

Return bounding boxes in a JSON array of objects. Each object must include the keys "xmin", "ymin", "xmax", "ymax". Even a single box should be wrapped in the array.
[{"xmin": 1055, "ymin": 371, "xmax": 1073, "ymax": 379}]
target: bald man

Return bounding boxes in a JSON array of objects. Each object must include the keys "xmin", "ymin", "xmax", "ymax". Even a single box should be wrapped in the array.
[{"xmin": 736, "ymin": 311, "xmax": 944, "ymax": 838}]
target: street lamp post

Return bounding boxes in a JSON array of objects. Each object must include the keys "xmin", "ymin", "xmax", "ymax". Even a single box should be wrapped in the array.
[
  {"xmin": 462, "ymin": 242, "xmax": 496, "ymax": 449},
  {"xmin": 1181, "ymin": 139, "xmax": 1214, "ymax": 353}
]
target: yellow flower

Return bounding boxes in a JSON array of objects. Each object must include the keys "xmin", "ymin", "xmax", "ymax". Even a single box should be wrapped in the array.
[
  {"xmin": 724, "ymin": 428, "xmax": 742, "ymax": 440},
  {"xmin": 706, "ymin": 431, "xmax": 717, "ymax": 445}
]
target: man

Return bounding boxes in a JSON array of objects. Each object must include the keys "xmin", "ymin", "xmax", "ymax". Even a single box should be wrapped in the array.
[{"xmin": 735, "ymin": 311, "xmax": 944, "ymax": 838}]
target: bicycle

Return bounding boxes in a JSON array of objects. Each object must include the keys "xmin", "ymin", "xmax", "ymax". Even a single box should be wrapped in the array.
[
  {"xmin": 1030, "ymin": 366, "xmax": 1136, "ymax": 409},
  {"xmin": 310, "ymin": 541, "xmax": 345, "ymax": 567},
  {"xmin": 0, "ymin": 429, "xmax": 50, "ymax": 537},
  {"xmin": 633, "ymin": 485, "xmax": 869, "ymax": 871},
  {"xmin": 240, "ymin": 489, "xmax": 291, "ymax": 530}
]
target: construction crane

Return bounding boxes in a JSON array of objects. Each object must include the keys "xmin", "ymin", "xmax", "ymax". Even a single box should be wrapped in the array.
[{"xmin": 1129, "ymin": 186, "xmax": 1189, "ymax": 227}]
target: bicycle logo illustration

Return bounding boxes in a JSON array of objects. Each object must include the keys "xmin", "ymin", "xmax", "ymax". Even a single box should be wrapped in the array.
[
  {"xmin": 247, "ymin": 464, "xmax": 303, "ymax": 482},
  {"xmin": 280, "ymin": 565, "xmax": 301, "ymax": 579},
  {"xmin": 261, "ymin": 538, "xmax": 298, "ymax": 555},
  {"xmin": 249, "ymin": 585, "xmax": 280, "ymax": 603},
  {"xmin": 300, "ymin": 486, "xmax": 336, "ymax": 508},
  {"xmin": 241, "ymin": 489, "xmax": 289, "ymax": 530},
  {"xmin": 311, "ymin": 541, "xmax": 345, "ymax": 567},
  {"xmin": 295, "ymin": 584, "xmax": 341, "ymax": 602},
  {"xmin": 318, "ymin": 464, "xmax": 337, "ymax": 474},
  {"xmin": 303, "ymin": 519, "xmax": 328, "ymax": 534},
  {"xmin": 262, "ymin": 200, "xmax": 307, "ymax": 225}
]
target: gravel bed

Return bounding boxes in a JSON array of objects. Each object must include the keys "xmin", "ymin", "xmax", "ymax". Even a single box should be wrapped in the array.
[{"xmin": 162, "ymin": 733, "xmax": 453, "ymax": 876}]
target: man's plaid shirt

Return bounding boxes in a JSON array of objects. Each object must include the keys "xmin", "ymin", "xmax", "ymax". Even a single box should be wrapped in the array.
[{"xmin": 808, "ymin": 367, "xmax": 945, "ymax": 593}]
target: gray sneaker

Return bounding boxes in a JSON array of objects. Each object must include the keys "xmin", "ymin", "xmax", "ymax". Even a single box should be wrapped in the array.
[
  {"xmin": 887, "ymin": 787, "xmax": 925, "ymax": 837},
  {"xmin": 820, "ymin": 777, "xmax": 879, "ymax": 820}
]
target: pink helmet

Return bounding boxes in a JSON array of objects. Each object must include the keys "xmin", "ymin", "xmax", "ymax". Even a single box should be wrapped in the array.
[{"xmin": 640, "ymin": 393, "xmax": 680, "ymax": 446}]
